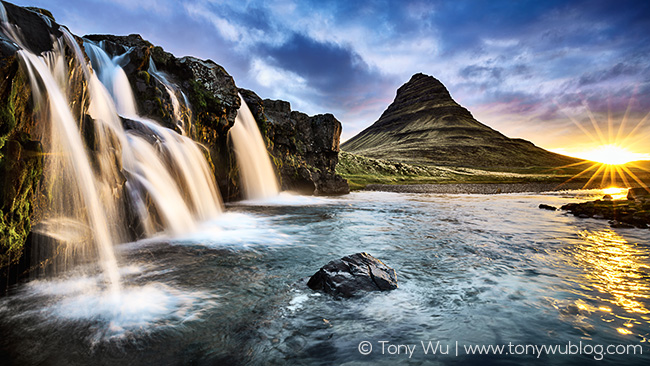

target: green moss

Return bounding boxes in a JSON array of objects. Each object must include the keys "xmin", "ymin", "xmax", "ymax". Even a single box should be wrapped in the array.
[
  {"xmin": 0, "ymin": 78, "xmax": 18, "ymax": 151},
  {"xmin": 137, "ymin": 70, "xmax": 151, "ymax": 84},
  {"xmin": 0, "ymin": 66, "xmax": 43, "ymax": 271},
  {"xmin": 336, "ymin": 151, "xmax": 578, "ymax": 189},
  {"xmin": 188, "ymin": 79, "xmax": 221, "ymax": 113}
]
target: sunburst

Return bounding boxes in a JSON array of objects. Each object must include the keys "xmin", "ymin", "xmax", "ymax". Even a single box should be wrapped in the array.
[{"xmin": 551, "ymin": 96, "xmax": 650, "ymax": 193}]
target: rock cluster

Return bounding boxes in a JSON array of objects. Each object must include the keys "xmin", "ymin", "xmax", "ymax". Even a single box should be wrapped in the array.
[
  {"xmin": 561, "ymin": 192, "xmax": 650, "ymax": 229},
  {"xmin": 1, "ymin": 2, "xmax": 64, "ymax": 286},
  {"xmin": 0, "ymin": 2, "xmax": 349, "ymax": 289}
]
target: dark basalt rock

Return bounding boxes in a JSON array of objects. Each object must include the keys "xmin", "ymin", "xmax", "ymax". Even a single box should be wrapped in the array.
[
  {"xmin": 628, "ymin": 187, "xmax": 650, "ymax": 201},
  {"xmin": 84, "ymin": 36, "xmax": 349, "ymax": 198},
  {"xmin": 561, "ymin": 197, "xmax": 650, "ymax": 229},
  {"xmin": 307, "ymin": 252, "xmax": 397, "ymax": 298},
  {"xmin": 539, "ymin": 204, "xmax": 557, "ymax": 211},
  {"xmin": 0, "ymin": 2, "xmax": 73, "ymax": 292},
  {"xmin": 0, "ymin": 1, "xmax": 62, "ymax": 55},
  {"xmin": 83, "ymin": 33, "xmax": 242, "ymax": 199}
]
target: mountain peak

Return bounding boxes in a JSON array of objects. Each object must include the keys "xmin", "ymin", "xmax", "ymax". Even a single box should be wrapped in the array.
[
  {"xmin": 342, "ymin": 74, "xmax": 579, "ymax": 168},
  {"xmin": 376, "ymin": 73, "xmax": 473, "ymax": 126}
]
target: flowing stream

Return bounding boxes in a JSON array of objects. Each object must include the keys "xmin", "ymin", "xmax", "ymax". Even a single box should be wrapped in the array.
[
  {"xmin": 2, "ymin": 12, "xmax": 224, "ymax": 295},
  {"xmin": 1, "ymin": 190, "xmax": 650, "ymax": 365}
]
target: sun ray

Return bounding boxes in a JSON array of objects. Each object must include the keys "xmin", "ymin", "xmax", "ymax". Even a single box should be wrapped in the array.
[
  {"xmin": 559, "ymin": 162, "xmax": 601, "ymax": 188},
  {"xmin": 539, "ymin": 159, "xmax": 592, "ymax": 175},
  {"xmin": 583, "ymin": 163, "xmax": 608, "ymax": 189},
  {"xmin": 606, "ymin": 165, "xmax": 617, "ymax": 187},
  {"xmin": 582, "ymin": 99, "xmax": 607, "ymax": 145},
  {"xmin": 554, "ymin": 100, "xmax": 600, "ymax": 143},
  {"xmin": 555, "ymin": 92, "xmax": 649, "ymax": 192},
  {"xmin": 614, "ymin": 165, "xmax": 632, "ymax": 188},
  {"xmin": 628, "ymin": 162, "xmax": 650, "ymax": 174},
  {"xmin": 607, "ymin": 97, "xmax": 614, "ymax": 144},
  {"xmin": 600, "ymin": 164, "xmax": 610, "ymax": 187},
  {"xmin": 620, "ymin": 110, "xmax": 650, "ymax": 147},
  {"xmin": 619, "ymin": 165, "xmax": 650, "ymax": 190},
  {"xmin": 615, "ymin": 86, "xmax": 638, "ymax": 143}
]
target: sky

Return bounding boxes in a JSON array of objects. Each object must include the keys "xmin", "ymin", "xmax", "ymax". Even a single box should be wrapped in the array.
[{"xmin": 9, "ymin": 0, "xmax": 650, "ymax": 159}]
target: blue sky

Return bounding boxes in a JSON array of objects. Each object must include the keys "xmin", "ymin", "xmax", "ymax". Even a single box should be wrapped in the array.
[{"xmin": 10, "ymin": 0, "xmax": 650, "ymax": 157}]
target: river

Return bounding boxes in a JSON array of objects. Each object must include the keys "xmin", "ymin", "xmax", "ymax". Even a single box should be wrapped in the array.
[{"xmin": 1, "ymin": 190, "xmax": 649, "ymax": 365}]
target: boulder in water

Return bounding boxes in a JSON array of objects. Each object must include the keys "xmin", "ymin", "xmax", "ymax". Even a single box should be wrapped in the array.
[
  {"xmin": 628, "ymin": 187, "xmax": 650, "ymax": 201},
  {"xmin": 538, "ymin": 204, "xmax": 557, "ymax": 211},
  {"xmin": 307, "ymin": 252, "xmax": 397, "ymax": 298}
]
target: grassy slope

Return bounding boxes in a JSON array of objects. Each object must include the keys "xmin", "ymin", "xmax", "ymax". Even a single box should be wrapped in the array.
[{"xmin": 336, "ymin": 151, "xmax": 650, "ymax": 191}]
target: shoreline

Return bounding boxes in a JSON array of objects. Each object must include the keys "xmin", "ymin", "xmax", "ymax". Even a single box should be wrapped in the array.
[{"xmin": 363, "ymin": 182, "xmax": 604, "ymax": 194}]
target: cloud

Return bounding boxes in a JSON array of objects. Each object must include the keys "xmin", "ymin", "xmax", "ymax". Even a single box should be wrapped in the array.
[
  {"xmin": 102, "ymin": 0, "xmax": 171, "ymax": 14},
  {"xmin": 8, "ymin": 0, "xmax": 650, "ymax": 154},
  {"xmin": 184, "ymin": 3, "xmax": 240, "ymax": 42}
]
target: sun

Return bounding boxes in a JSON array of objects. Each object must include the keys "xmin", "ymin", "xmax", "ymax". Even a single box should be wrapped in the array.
[
  {"xmin": 577, "ymin": 144, "xmax": 645, "ymax": 166},
  {"xmin": 549, "ymin": 96, "xmax": 650, "ymax": 191}
]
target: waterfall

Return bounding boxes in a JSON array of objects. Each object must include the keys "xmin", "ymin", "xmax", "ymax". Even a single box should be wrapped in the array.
[
  {"xmin": 2, "ymin": 10, "xmax": 224, "ymax": 291},
  {"xmin": 82, "ymin": 41, "xmax": 224, "ymax": 233},
  {"xmin": 17, "ymin": 41, "xmax": 122, "ymax": 295},
  {"xmin": 230, "ymin": 96, "xmax": 281, "ymax": 199}
]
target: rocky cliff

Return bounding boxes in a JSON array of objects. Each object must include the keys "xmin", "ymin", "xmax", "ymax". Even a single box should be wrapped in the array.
[
  {"xmin": 84, "ymin": 34, "xmax": 348, "ymax": 198},
  {"xmin": 83, "ymin": 33, "xmax": 244, "ymax": 200},
  {"xmin": 0, "ymin": 1, "xmax": 348, "ymax": 290},
  {"xmin": 343, "ymin": 73, "xmax": 581, "ymax": 167},
  {"xmin": 240, "ymin": 89, "xmax": 349, "ymax": 195}
]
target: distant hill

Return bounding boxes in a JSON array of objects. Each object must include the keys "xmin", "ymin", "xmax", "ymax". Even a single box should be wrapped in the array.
[{"xmin": 342, "ymin": 73, "xmax": 582, "ymax": 167}]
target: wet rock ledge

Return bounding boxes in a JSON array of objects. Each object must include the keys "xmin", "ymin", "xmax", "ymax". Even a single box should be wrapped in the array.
[{"xmin": 560, "ymin": 188, "xmax": 650, "ymax": 229}]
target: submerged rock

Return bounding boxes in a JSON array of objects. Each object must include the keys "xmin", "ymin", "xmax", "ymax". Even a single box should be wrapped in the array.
[
  {"xmin": 609, "ymin": 220, "xmax": 635, "ymax": 229},
  {"xmin": 307, "ymin": 252, "xmax": 397, "ymax": 298}
]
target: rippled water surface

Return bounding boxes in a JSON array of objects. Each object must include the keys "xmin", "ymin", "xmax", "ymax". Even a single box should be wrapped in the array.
[{"xmin": 2, "ymin": 190, "xmax": 650, "ymax": 365}]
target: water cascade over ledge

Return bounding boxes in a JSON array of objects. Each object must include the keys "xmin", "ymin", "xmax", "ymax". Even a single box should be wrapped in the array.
[
  {"xmin": 1, "ymin": 10, "xmax": 224, "ymax": 291},
  {"xmin": 229, "ymin": 95, "xmax": 280, "ymax": 200}
]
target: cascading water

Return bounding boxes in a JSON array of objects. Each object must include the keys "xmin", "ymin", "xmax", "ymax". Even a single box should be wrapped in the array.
[
  {"xmin": 230, "ymin": 96, "xmax": 281, "ymax": 199},
  {"xmin": 148, "ymin": 58, "xmax": 192, "ymax": 135},
  {"xmin": 1, "ymin": 8, "xmax": 223, "ymax": 292},
  {"xmin": 18, "ymin": 41, "xmax": 122, "ymax": 295},
  {"xmin": 84, "ymin": 41, "xmax": 223, "ymax": 235}
]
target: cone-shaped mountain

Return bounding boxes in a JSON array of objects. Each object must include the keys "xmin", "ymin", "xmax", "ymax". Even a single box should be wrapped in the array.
[{"xmin": 342, "ymin": 73, "xmax": 580, "ymax": 167}]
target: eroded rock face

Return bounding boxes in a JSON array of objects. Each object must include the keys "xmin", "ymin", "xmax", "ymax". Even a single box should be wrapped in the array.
[
  {"xmin": 628, "ymin": 188, "xmax": 650, "ymax": 201},
  {"xmin": 82, "ymin": 35, "xmax": 349, "ymax": 198},
  {"xmin": 307, "ymin": 252, "xmax": 398, "ymax": 298},
  {"xmin": 240, "ymin": 89, "xmax": 349, "ymax": 195}
]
